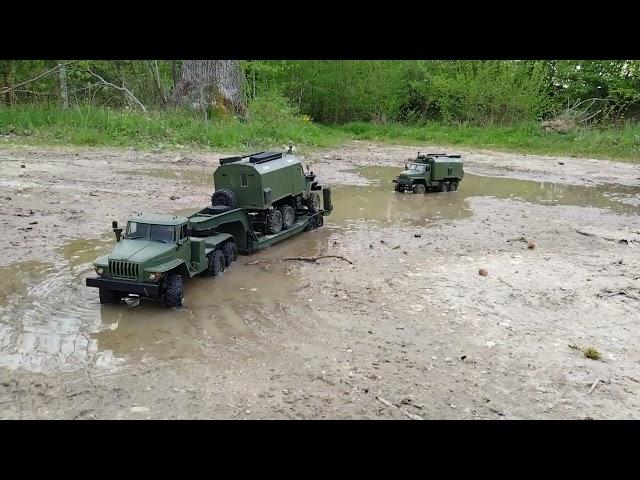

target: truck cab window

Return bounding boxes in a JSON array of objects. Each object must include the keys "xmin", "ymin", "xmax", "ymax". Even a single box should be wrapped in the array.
[{"xmin": 241, "ymin": 173, "xmax": 248, "ymax": 188}]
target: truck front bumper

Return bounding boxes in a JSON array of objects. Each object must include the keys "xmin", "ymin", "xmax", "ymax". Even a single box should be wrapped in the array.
[{"xmin": 86, "ymin": 277, "xmax": 161, "ymax": 297}]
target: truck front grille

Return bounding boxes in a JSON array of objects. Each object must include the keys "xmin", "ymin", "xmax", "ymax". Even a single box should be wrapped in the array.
[{"xmin": 109, "ymin": 260, "xmax": 139, "ymax": 279}]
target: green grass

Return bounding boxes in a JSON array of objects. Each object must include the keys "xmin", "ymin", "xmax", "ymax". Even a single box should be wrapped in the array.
[{"xmin": 1, "ymin": 105, "xmax": 639, "ymax": 162}]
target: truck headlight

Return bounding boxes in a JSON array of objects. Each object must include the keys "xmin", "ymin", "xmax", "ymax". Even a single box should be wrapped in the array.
[
  {"xmin": 148, "ymin": 272, "xmax": 162, "ymax": 281},
  {"xmin": 95, "ymin": 266, "xmax": 105, "ymax": 275}
]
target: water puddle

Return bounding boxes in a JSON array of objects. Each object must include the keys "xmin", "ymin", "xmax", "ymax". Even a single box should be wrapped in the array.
[
  {"xmin": 0, "ymin": 228, "xmax": 333, "ymax": 372},
  {"xmin": 328, "ymin": 166, "xmax": 639, "ymax": 226},
  {"xmin": 119, "ymin": 167, "xmax": 212, "ymax": 187}
]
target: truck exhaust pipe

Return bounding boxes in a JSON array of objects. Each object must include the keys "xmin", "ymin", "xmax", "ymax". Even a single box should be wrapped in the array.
[{"xmin": 112, "ymin": 220, "xmax": 123, "ymax": 242}]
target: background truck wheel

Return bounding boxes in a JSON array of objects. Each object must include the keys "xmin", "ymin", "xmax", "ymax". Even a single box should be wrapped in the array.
[
  {"xmin": 450, "ymin": 182, "xmax": 458, "ymax": 191},
  {"xmin": 208, "ymin": 250, "xmax": 226, "ymax": 276},
  {"xmin": 280, "ymin": 205, "xmax": 295, "ymax": 229},
  {"xmin": 307, "ymin": 192, "xmax": 321, "ymax": 213},
  {"xmin": 222, "ymin": 241, "xmax": 237, "ymax": 267},
  {"xmin": 164, "ymin": 273, "xmax": 183, "ymax": 308},
  {"xmin": 439, "ymin": 182, "xmax": 448, "ymax": 192},
  {"xmin": 265, "ymin": 208, "xmax": 283, "ymax": 234},
  {"xmin": 211, "ymin": 188, "xmax": 238, "ymax": 209},
  {"xmin": 99, "ymin": 288, "xmax": 121, "ymax": 304},
  {"xmin": 412, "ymin": 184, "xmax": 426, "ymax": 194}
]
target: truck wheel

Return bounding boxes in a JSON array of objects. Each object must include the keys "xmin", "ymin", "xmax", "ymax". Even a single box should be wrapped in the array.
[
  {"xmin": 307, "ymin": 192, "xmax": 321, "ymax": 213},
  {"xmin": 306, "ymin": 216, "xmax": 317, "ymax": 231},
  {"xmin": 164, "ymin": 273, "xmax": 183, "ymax": 308},
  {"xmin": 450, "ymin": 182, "xmax": 458, "ymax": 191},
  {"xmin": 412, "ymin": 184, "xmax": 426, "ymax": 194},
  {"xmin": 394, "ymin": 183, "xmax": 404, "ymax": 193},
  {"xmin": 439, "ymin": 182, "xmax": 448, "ymax": 192},
  {"xmin": 208, "ymin": 250, "xmax": 226, "ymax": 276},
  {"xmin": 209, "ymin": 205, "xmax": 232, "ymax": 215},
  {"xmin": 280, "ymin": 205, "xmax": 295, "ymax": 230},
  {"xmin": 211, "ymin": 189, "xmax": 238, "ymax": 209},
  {"xmin": 316, "ymin": 214, "xmax": 324, "ymax": 228},
  {"xmin": 222, "ymin": 241, "xmax": 237, "ymax": 267},
  {"xmin": 99, "ymin": 288, "xmax": 121, "ymax": 304},
  {"xmin": 265, "ymin": 208, "xmax": 283, "ymax": 234}
]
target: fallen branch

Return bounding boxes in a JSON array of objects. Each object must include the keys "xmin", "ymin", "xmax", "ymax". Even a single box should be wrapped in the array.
[
  {"xmin": 282, "ymin": 255, "xmax": 354, "ymax": 265},
  {"xmin": 588, "ymin": 378, "xmax": 601, "ymax": 394},
  {"xmin": 401, "ymin": 409, "xmax": 423, "ymax": 420},
  {"xmin": 87, "ymin": 68, "xmax": 147, "ymax": 112},
  {"xmin": 376, "ymin": 396, "xmax": 396, "ymax": 408}
]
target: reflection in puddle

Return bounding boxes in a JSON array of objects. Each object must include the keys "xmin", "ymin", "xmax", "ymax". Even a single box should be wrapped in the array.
[
  {"xmin": 1, "ymin": 165, "xmax": 637, "ymax": 373},
  {"xmin": 120, "ymin": 168, "xmax": 212, "ymax": 187},
  {"xmin": 329, "ymin": 166, "xmax": 639, "ymax": 226}
]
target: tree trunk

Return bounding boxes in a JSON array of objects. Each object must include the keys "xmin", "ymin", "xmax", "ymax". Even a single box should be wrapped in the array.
[
  {"xmin": 58, "ymin": 62, "xmax": 68, "ymax": 109},
  {"xmin": 174, "ymin": 60, "xmax": 247, "ymax": 117}
]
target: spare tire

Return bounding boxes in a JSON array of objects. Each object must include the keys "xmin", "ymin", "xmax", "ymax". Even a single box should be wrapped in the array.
[
  {"xmin": 208, "ymin": 205, "xmax": 232, "ymax": 215},
  {"xmin": 211, "ymin": 188, "xmax": 238, "ymax": 209}
]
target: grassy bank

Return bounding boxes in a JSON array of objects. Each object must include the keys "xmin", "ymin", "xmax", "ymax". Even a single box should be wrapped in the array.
[{"xmin": 1, "ymin": 105, "xmax": 639, "ymax": 161}]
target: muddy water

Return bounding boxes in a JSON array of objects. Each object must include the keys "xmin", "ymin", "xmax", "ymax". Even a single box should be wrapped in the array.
[
  {"xmin": 119, "ymin": 168, "xmax": 213, "ymax": 187},
  {"xmin": 328, "ymin": 166, "xmax": 639, "ymax": 226},
  {"xmin": 1, "ymin": 164, "xmax": 638, "ymax": 373},
  {"xmin": 0, "ymin": 225, "xmax": 334, "ymax": 372}
]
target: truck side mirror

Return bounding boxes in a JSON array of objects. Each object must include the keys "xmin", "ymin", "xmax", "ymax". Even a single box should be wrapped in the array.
[{"xmin": 112, "ymin": 220, "xmax": 122, "ymax": 242}]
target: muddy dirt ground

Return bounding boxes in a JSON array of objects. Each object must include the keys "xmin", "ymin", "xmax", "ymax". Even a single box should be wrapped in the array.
[{"xmin": 0, "ymin": 142, "xmax": 639, "ymax": 419}]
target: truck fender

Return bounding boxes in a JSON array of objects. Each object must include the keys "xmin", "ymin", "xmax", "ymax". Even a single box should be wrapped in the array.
[{"xmin": 145, "ymin": 259, "xmax": 189, "ymax": 277}]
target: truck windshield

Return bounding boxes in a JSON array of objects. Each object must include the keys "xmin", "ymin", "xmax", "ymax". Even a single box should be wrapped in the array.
[
  {"xmin": 408, "ymin": 164, "xmax": 426, "ymax": 173},
  {"xmin": 126, "ymin": 222, "xmax": 174, "ymax": 243}
]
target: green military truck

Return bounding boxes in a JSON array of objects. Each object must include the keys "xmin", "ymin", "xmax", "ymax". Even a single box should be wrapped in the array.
[
  {"xmin": 393, "ymin": 153, "xmax": 464, "ymax": 194},
  {"xmin": 211, "ymin": 150, "xmax": 322, "ymax": 235},
  {"xmin": 86, "ymin": 149, "xmax": 332, "ymax": 308}
]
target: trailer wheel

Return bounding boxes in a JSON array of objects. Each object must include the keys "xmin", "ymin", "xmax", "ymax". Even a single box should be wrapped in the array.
[
  {"xmin": 211, "ymin": 189, "xmax": 238, "ymax": 209},
  {"xmin": 450, "ymin": 182, "xmax": 458, "ymax": 191},
  {"xmin": 164, "ymin": 273, "xmax": 183, "ymax": 308},
  {"xmin": 265, "ymin": 208, "xmax": 283, "ymax": 234},
  {"xmin": 280, "ymin": 205, "xmax": 295, "ymax": 230},
  {"xmin": 412, "ymin": 183, "xmax": 426, "ymax": 194},
  {"xmin": 439, "ymin": 182, "xmax": 448, "ymax": 192},
  {"xmin": 222, "ymin": 241, "xmax": 237, "ymax": 267},
  {"xmin": 208, "ymin": 250, "xmax": 226, "ymax": 276},
  {"xmin": 99, "ymin": 288, "xmax": 121, "ymax": 304},
  {"xmin": 307, "ymin": 192, "xmax": 321, "ymax": 213}
]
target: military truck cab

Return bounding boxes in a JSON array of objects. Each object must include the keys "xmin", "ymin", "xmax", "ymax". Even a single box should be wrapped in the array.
[{"xmin": 393, "ymin": 153, "xmax": 464, "ymax": 194}]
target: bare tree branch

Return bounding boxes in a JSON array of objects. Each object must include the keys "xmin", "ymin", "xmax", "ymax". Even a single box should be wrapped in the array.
[
  {"xmin": 0, "ymin": 61, "xmax": 77, "ymax": 95},
  {"xmin": 86, "ymin": 68, "xmax": 147, "ymax": 112}
]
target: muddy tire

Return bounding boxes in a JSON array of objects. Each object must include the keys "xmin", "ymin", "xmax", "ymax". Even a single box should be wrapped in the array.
[
  {"xmin": 222, "ymin": 241, "xmax": 237, "ymax": 267},
  {"xmin": 211, "ymin": 189, "xmax": 238, "ymax": 209},
  {"xmin": 439, "ymin": 182, "xmax": 448, "ymax": 192},
  {"xmin": 99, "ymin": 288, "xmax": 121, "ymax": 304},
  {"xmin": 412, "ymin": 183, "xmax": 426, "ymax": 194},
  {"xmin": 316, "ymin": 214, "xmax": 324, "ymax": 228},
  {"xmin": 208, "ymin": 250, "xmax": 226, "ymax": 276},
  {"xmin": 164, "ymin": 273, "xmax": 183, "ymax": 308},
  {"xmin": 280, "ymin": 205, "xmax": 295, "ymax": 230},
  {"xmin": 305, "ymin": 216, "xmax": 317, "ymax": 231},
  {"xmin": 450, "ymin": 182, "xmax": 458, "ymax": 191},
  {"xmin": 209, "ymin": 205, "xmax": 232, "ymax": 215},
  {"xmin": 394, "ymin": 183, "xmax": 404, "ymax": 193},
  {"xmin": 307, "ymin": 192, "xmax": 321, "ymax": 213},
  {"xmin": 265, "ymin": 208, "xmax": 283, "ymax": 235}
]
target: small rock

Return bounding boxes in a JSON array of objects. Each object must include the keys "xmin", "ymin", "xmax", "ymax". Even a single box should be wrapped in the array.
[
  {"xmin": 29, "ymin": 221, "xmax": 38, "ymax": 225},
  {"xmin": 129, "ymin": 406, "xmax": 149, "ymax": 413},
  {"xmin": 485, "ymin": 341, "xmax": 496, "ymax": 348},
  {"xmin": 348, "ymin": 371, "xmax": 354, "ymax": 378},
  {"xmin": 558, "ymin": 161, "xmax": 565, "ymax": 165},
  {"xmin": 479, "ymin": 268, "xmax": 488, "ymax": 276},
  {"xmin": 414, "ymin": 234, "xmax": 422, "ymax": 238},
  {"xmin": 169, "ymin": 195, "xmax": 180, "ymax": 200},
  {"xmin": 20, "ymin": 164, "xmax": 25, "ymax": 168},
  {"xmin": 527, "ymin": 240, "xmax": 536, "ymax": 249}
]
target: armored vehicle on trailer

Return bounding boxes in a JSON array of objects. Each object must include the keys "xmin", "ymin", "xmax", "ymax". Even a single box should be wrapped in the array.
[
  {"xmin": 211, "ymin": 150, "xmax": 322, "ymax": 235},
  {"xmin": 86, "ymin": 147, "xmax": 332, "ymax": 308},
  {"xmin": 393, "ymin": 153, "xmax": 464, "ymax": 194}
]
